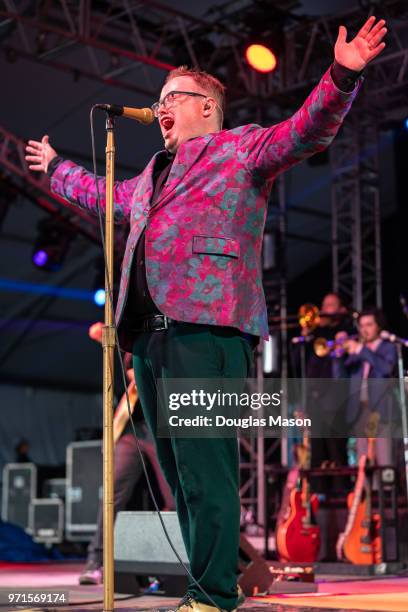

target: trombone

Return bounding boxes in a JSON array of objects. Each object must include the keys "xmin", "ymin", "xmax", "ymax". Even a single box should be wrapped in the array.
[
  {"xmin": 269, "ymin": 303, "xmax": 354, "ymax": 332},
  {"xmin": 269, "ymin": 303, "xmax": 321, "ymax": 331}
]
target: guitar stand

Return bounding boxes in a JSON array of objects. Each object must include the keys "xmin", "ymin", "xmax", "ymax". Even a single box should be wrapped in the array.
[{"xmin": 264, "ymin": 464, "xmax": 406, "ymax": 575}]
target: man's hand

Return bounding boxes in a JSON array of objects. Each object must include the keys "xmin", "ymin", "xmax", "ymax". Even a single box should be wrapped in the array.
[
  {"xmin": 335, "ymin": 16, "xmax": 387, "ymax": 72},
  {"xmin": 25, "ymin": 135, "xmax": 57, "ymax": 173},
  {"xmin": 88, "ymin": 321, "xmax": 104, "ymax": 344},
  {"xmin": 344, "ymin": 338, "xmax": 363, "ymax": 355}
]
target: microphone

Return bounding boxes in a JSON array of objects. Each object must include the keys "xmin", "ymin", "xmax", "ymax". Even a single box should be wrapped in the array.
[
  {"xmin": 96, "ymin": 104, "xmax": 155, "ymax": 125},
  {"xmin": 380, "ymin": 330, "xmax": 408, "ymax": 348}
]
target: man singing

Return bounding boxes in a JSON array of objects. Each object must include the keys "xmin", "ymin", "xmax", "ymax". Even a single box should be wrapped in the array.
[{"xmin": 25, "ymin": 16, "xmax": 386, "ymax": 612}]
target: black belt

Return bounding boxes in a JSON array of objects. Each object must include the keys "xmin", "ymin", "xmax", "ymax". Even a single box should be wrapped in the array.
[
  {"xmin": 130, "ymin": 313, "xmax": 178, "ymax": 333},
  {"xmin": 130, "ymin": 314, "xmax": 258, "ymax": 348}
]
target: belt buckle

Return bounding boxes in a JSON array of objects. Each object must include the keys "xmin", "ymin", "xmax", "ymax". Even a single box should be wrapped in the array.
[
  {"xmin": 156, "ymin": 315, "xmax": 169, "ymax": 331},
  {"xmin": 150, "ymin": 315, "xmax": 169, "ymax": 331}
]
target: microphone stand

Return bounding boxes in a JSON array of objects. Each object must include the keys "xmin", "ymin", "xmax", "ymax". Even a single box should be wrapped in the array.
[
  {"xmin": 396, "ymin": 343, "xmax": 408, "ymax": 501},
  {"xmin": 102, "ymin": 113, "xmax": 116, "ymax": 612}
]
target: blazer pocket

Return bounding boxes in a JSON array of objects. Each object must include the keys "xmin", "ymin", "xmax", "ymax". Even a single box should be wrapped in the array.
[{"xmin": 192, "ymin": 235, "xmax": 240, "ymax": 258}]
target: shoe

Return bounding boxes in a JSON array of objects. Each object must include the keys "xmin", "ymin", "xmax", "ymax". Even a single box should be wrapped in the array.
[
  {"xmin": 237, "ymin": 585, "xmax": 245, "ymax": 607},
  {"xmin": 78, "ymin": 561, "xmax": 103, "ymax": 585},
  {"xmin": 172, "ymin": 595, "xmax": 228, "ymax": 612},
  {"xmin": 170, "ymin": 586, "xmax": 245, "ymax": 612}
]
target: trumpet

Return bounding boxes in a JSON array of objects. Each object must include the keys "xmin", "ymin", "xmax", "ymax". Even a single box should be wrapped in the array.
[{"xmin": 313, "ymin": 334, "xmax": 359, "ymax": 357}]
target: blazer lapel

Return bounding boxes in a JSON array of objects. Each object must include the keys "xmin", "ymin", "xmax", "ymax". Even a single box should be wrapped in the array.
[
  {"xmin": 139, "ymin": 151, "xmax": 163, "ymax": 210},
  {"xmin": 150, "ymin": 133, "xmax": 215, "ymax": 212}
]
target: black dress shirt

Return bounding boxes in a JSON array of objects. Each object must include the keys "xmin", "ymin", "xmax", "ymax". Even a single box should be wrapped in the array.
[{"xmin": 125, "ymin": 152, "xmax": 174, "ymax": 323}]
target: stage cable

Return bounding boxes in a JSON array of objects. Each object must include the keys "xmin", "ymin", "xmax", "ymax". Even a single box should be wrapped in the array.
[{"xmin": 89, "ymin": 106, "xmax": 222, "ymax": 612}]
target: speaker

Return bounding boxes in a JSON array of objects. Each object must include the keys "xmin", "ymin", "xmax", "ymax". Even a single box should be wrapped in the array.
[
  {"xmin": 28, "ymin": 498, "xmax": 64, "ymax": 543},
  {"xmin": 114, "ymin": 511, "xmax": 273, "ymax": 596},
  {"xmin": 66, "ymin": 440, "xmax": 102, "ymax": 541},
  {"xmin": 1, "ymin": 463, "xmax": 37, "ymax": 531},
  {"xmin": 43, "ymin": 478, "xmax": 67, "ymax": 501},
  {"xmin": 114, "ymin": 511, "xmax": 189, "ymax": 596}
]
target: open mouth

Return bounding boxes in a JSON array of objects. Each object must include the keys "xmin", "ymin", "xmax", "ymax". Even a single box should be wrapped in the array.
[{"xmin": 161, "ymin": 116, "xmax": 175, "ymax": 132}]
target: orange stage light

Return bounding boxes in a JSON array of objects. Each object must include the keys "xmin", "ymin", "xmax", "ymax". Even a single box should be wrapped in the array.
[{"xmin": 245, "ymin": 44, "xmax": 277, "ymax": 73}]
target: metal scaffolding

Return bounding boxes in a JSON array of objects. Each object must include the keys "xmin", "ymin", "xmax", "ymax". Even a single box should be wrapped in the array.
[
  {"xmin": 0, "ymin": 124, "xmax": 100, "ymax": 243},
  {"xmin": 331, "ymin": 114, "xmax": 382, "ymax": 310}
]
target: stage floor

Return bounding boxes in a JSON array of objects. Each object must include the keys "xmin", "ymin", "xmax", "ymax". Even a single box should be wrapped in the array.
[{"xmin": 1, "ymin": 561, "xmax": 408, "ymax": 612}]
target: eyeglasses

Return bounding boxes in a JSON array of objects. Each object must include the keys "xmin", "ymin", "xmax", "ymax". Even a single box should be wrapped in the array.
[{"xmin": 151, "ymin": 90, "xmax": 207, "ymax": 117}]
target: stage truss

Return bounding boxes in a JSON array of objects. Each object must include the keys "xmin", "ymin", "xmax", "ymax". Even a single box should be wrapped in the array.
[{"xmin": 1, "ymin": 0, "xmax": 408, "ymax": 529}]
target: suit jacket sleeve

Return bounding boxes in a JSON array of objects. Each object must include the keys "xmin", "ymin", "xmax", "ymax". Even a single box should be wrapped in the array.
[
  {"xmin": 238, "ymin": 64, "xmax": 363, "ymax": 178},
  {"xmin": 50, "ymin": 160, "xmax": 140, "ymax": 224},
  {"xmin": 345, "ymin": 343, "xmax": 397, "ymax": 377}
]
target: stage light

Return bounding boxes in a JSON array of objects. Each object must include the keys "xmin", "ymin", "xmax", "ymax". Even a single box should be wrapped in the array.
[
  {"xmin": 93, "ymin": 288, "xmax": 106, "ymax": 307},
  {"xmin": 32, "ymin": 217, "xmax": 74, "ymax": 272},
  {"xmin": 32, "ymin": 249, "xmax": 48, "ymax": 268},
  {"xmin": 404, "ymin": 117, "xmax": 408, "ymax": 130},
  {"xmin": 93, "ymin": 257, "xmax": 107, "ymax": 307},
  {"xmin": 245, "ymin": 44, "xmax": 277, "ymax": 73}
]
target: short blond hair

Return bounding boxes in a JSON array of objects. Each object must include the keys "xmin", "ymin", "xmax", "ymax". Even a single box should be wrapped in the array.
[{"xmin": 164, "ymin": 65, "xmax": 226, "ymax": 113}]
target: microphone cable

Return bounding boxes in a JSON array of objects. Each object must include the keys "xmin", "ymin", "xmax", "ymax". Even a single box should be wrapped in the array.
[{"xmin": 89, "ymin": 105, "xmax": 223, "ymax": 612}]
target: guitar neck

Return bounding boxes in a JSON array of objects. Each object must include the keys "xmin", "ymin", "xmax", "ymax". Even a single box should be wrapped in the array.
[
  {"xmin": 301, "ymin": 477, "xmax": 311, "ymax": 522},
  {"xmin": 343, "ymin": 455, "xmax": 367, "ymax": 535},
  {"xmin": 365, "ymin": 437, "xmax": 376, "ymax": 523},
  {"xmin": 301, "ymin": 427, "xmax": 312, "ymax": 520},
  {"xmin": 113, "ymin": 381, "xmax": 138, "ymax": 444},
  {"xmin": 367, "ymin": 437, "xmax": 376, "ymax": 464}
]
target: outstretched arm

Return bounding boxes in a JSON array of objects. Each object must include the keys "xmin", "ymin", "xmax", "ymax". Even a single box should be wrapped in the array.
[
  {"xmin": 239, "ymin": 16, "xmax": 387, "ymax": 178},
  {"xmin": 25, "ymin": 135, "xmax": 138, "ymax": 224}
]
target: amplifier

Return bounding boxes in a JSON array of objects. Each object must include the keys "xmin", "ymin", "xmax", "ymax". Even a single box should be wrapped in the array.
[
  {"xmin": 65, "ymin": 440, "xmax": 102, "ymax": 541},
  {"xmin": 115, "ymin": 511, "xmax": 189, "ymax": 575},
  {"xmin": 114, "ymin": 511, "xmax": 274, "ymax": 596},
  {"xmin": 28, "ymin": 498, "xmax": 64, "ymax": 543},
  {"xmin": 114, "ymin": 511, "xmax": 189, "ymax": 596},
  {"xmin": 1, "ymin": 463, "xmax": 37, "ymax": 531},
  {"xmin": 43, "ymin": 478, "xmax": 67, "ymax": 501}
]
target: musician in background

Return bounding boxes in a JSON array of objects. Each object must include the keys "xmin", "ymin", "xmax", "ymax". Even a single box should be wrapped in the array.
[
  {"xmin": 294, "ymin": 292, "xmax": 353, "ymax": 474},
  {"xmin": 79, "ymin": 322, "xmax": 174, "ymax": 585},
  {"xmin": 14, "ymin": 438, "xmax": 32, "ymax": 464},
  {"xmin": 334, "ymin": 308, "xmax": 398, "ymax": 466}
]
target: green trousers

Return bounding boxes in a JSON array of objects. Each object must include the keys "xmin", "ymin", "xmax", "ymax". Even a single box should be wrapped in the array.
[{"xmin": 132, "ymin": 323, "xmax": 253, "ymax": 611}]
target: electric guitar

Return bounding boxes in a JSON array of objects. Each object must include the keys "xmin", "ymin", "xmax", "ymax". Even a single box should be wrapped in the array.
[
  {"xmin": 336, "ymin": 411, "xmax": 382, "ymax": 564},
  {"xmin": 276, "ymin": 414, "xmax": 320, "ymax": 563},
  {"xmin": 113, "ymin": 380, "xmax": 138, "ymax": 444}
]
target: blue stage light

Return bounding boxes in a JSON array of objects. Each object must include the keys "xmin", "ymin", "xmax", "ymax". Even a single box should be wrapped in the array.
[
  {"xmin": 93, "ymin": 288, "xmax": 106, "ymax": 306},
  {"xmin": 32, "ymin": 249, "xmax": 48, "ymax": 267},
  {"xmin": 405, "ymin": 117, "xmax": 408, "ymax": 130},
  {"xmin": 32, "ymin": 217, "xmax": 74, "ymax": 271}
]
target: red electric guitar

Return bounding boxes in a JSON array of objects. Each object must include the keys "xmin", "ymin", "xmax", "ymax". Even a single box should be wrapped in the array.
[
  {"xmin": 336, "ymin": 412, "xmax": 382, "ymax": 564},
  {"xmin": 276, "ymin": 415, "xmax": 320, "ymax": 563}
]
